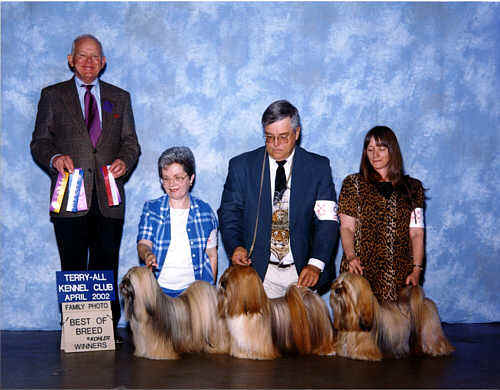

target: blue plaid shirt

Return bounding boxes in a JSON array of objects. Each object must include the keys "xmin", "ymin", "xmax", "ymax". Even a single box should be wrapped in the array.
[{"xmin": 137, "ymin": 194, "xmax": 218, "ymax": 289}]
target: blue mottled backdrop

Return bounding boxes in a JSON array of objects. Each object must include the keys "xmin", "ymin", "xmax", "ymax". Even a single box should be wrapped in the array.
[{"xmin": 1, "ymin": 2, "xmax": 498, "ymax": 330}]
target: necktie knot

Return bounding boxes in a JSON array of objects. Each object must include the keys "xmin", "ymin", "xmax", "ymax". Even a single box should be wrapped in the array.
[
  {"xmin": 83, "ymin": 84, "xmax": 94, "ymax": 92},
  {"xmin": 277, "ymin": 160, "xmax": 286, "ymax": 167}
]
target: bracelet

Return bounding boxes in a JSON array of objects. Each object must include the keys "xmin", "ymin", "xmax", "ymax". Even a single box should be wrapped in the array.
[{"xmin": 413, "ymin": 264, "xmax": 423, "ymax": 269}]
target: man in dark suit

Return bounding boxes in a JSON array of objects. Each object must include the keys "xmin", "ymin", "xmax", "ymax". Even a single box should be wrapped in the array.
[
  {"xmin": 30, "ymin": 34, "xmax": 141, "ymax": 330},
  {"xmin": 218, "ymin": 100, "xmax": 338, "ymax": 298}
]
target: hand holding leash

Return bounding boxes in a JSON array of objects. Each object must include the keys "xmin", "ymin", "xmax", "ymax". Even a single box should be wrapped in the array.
[
  {"xmin": 137, "ymin": 241, "xmax": 158, "ymax": 270},
  {"xmin": 144, "ymin": 252, "xmax": 158, "ymax": 270},
  {"xmin": 231, "ymin": 246, "xmax": 251, "ymax": 266}
]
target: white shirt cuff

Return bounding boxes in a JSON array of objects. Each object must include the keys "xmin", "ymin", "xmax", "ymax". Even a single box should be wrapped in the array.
[{"xmin": 307, "ymin": 258, "xmax": 325, "ymax": 272}]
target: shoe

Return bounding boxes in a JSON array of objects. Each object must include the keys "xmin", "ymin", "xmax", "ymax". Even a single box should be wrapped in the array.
[{"xmin": 115, "ymin": 335, "xmax": 124, "ymax": 345}]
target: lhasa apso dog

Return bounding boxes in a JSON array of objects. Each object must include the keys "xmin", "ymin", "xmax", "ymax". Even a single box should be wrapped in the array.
[
  {"xmin": 330, "ymin": 272, "xmax": 454, "ymax": 361},
  {"xmin": 120, "ymin": 266, "xmax": 229, "ymax": 360},
  {"xmin": 217, "ymin": 265, "xmax": 335, "ymax": 360}
]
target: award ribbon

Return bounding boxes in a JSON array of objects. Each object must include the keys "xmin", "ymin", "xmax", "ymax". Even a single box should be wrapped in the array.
[
  {"xmin": 66, "ymin": 168, "xmax": 88, "ymax": 212},
  {"xmin": 102, "ymin": 165, "xmax": 121, "ymax": 206},
  {"xmin": 50, "ymin": 172, "xmax": 69, "ymax": 213}
]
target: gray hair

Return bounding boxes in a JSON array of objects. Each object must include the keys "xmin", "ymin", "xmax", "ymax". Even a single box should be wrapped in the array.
[
  {"xmin": 261, "ymin": 100, "xmax": 301, "ymax": 132},
  {"xmin": 158, "ymin": 146, "xmax": 196, "ymax": 178},
  {"xmin": 70, "ymin": 34, "xmax": 104, "ymax": 57}
]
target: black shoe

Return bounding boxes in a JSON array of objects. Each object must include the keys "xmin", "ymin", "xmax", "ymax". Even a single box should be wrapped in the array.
[{"xmin": 115, "ymin": 335, "xmax": 124, "ymax": 345}]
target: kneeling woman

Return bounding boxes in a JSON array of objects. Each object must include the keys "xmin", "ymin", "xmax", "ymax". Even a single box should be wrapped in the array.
[{"xmin": 137, "ymin": 146, "xmax": 218, "ymax": 297}]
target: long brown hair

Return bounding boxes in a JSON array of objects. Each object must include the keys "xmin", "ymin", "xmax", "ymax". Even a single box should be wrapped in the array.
[
  {"xmin": 360, "ymin": 126, "xmax": 403, "ymax": 184},
  {"xmin": 360, "ymin": 126, "xmax": 415, "ymax": 204}
]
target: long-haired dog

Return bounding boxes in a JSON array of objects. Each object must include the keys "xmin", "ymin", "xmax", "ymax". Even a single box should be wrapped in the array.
[
  {"xmin": 120, "ymin": 266, "xmax": 229, "ymax": 360},
  {"xmin": 217, "ymin": 265, "xmax": 335, "ymax": 359},
  {"xmin": 330, "ymin": 272, "xmax": 455, "ymax": 361}
]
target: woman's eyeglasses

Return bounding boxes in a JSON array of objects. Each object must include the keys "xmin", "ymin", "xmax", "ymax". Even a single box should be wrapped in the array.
[{"xmin": 161, "ymin": 175, "xmax": 188, "ymax": 185}]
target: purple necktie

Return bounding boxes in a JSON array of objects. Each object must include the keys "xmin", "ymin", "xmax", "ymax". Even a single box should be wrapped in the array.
[{"xmin": 83, "ymin": 85, "xmax": 102, "ymax": 147}]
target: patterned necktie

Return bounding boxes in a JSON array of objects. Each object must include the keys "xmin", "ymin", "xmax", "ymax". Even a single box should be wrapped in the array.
[
  {"xmin": 274, "ymin": 160, "xmax": 287, "ymax": 203},
  {"xmin": 83, "ymin": 85, "xmax": 102, "ymax": 147}
]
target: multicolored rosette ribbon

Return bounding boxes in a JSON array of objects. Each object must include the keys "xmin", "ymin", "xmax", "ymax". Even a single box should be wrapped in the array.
[
  {"xmin": 102, "ymin": 165, "xmax": 121, "ymax": 206},
  {"xmin": 50, "ymin": 171, "xmax": 69, "ymax": 213},
  {"xmin": 66, "ymin": 168, "xmax": 88, "ymax": 212}
]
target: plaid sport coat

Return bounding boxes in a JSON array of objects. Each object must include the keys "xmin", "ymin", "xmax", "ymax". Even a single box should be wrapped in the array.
[{"xmin": 31, "ymin": 77, "xmax": 141, "ymax": 219}]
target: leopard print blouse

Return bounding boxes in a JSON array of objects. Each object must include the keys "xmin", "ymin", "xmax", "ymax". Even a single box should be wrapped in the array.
[{"xmin": 338, "ymin": 173, "xmax": 424, "ymax": 303}]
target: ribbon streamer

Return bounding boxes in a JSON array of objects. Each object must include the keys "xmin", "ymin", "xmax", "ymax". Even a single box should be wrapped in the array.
[
  {"xmin": 66, "ymin": 168, "xmax": 88, "ymax": 212},
  {"xmin": 102, "ymin": 165, "xmax": 121, "ymax": 206},
  {"xmin": 50, "ymin": 172, "xmax": 69, "ymax": 213}
]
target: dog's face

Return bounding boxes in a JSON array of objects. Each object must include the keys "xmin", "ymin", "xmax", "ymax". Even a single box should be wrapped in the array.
[
  {"xmin": 120, "ymin": 267, "xmax": 152, "ymax": 299},
  {"xmin": 218, "ymin": 265, "xmax": 269, "ymax": 317},
  {"xmin": 120, "ymin": 267, "xmax": 139, "ymax": 320},
  {"xmin": 120, "ymin": 266, "xmax": 158, "ymax": 320},
  {"xmin": 330, "ymin": 272, "xmax": 377, "ymax": 332}
]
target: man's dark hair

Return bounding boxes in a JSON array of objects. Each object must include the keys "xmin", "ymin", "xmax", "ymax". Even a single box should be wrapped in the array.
[{"xmin": 261, "ymin": 100, "xmax": 301, "ymax": 131}]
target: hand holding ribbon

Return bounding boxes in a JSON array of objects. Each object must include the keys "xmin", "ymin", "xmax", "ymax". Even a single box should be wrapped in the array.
[
  {"xmin": 109, "ymin": 158, "xmax": 126, "ymax": 179},
  {"xmin": 53, "ymin": 155, "xmax": 74, "ymax": 175}
]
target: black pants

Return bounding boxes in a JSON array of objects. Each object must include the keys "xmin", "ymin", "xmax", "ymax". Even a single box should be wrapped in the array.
[{"xmin": 52, "ymin": 194, "xmax": 123, "ymax": 326}]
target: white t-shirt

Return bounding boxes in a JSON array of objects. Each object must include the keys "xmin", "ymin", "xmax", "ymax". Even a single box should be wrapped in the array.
[
  {"xmin": 158, "ymin": 208, "xmax": 193, "ymax": 290},
  {"xmin": 157, "ymin": 208, "xmax": 217, "ymax": 291}
]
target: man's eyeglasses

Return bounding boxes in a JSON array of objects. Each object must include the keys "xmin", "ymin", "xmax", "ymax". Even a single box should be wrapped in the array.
[
  {"xmin": 161, "ymin": 175, "xmax": 188, "ymax": 185},
  {"xmin": 75, "ymin": 53, "xmax": 102, "ymax": 63},
  {"xmin": 264, "ymin": 133, "xmax": 292, "ymax": 144}
]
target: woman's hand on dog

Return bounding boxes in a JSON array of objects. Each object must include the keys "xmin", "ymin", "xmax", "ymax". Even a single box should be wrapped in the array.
[
  {"xmin": 348, "ymin": 256, "xmax": 363, "ymax": 275},
  {"xmin": 144, "ymin": 252, "xmax": 158, "ymax": 270},
  {"xmin": 405, "ymin": 268, "xmax": 421, "ymax": 286},
  {"xmin": 137, "ymin": 240, "xmax": 158, "ymax": 270}
]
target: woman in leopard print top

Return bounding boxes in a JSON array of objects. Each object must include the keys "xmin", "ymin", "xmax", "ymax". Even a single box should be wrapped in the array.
[{"xmin": 338, "ymin": 126, "xmax": 425, "ymax": 303}]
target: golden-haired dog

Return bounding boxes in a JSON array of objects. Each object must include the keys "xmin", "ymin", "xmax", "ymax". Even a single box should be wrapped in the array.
[
  {"xmin": 217, "ymin": 265, "xmax": 335, "ymax": 359},
  {"xmin": 330, "ymin": 272, "xmax": 455, "ymax": 361},
  {"xmin": 120, "ymin": 266, "xmax": 229, "ymax": 360}
]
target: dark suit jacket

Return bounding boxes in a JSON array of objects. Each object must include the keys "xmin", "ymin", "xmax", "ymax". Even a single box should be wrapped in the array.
[
  {"xmin": 218, "ymin": 146, "xmax": 339, "ymax": 290},
  {"xmin": 31, "ymin": 77, "xmax": 140, "ymax": 219}
]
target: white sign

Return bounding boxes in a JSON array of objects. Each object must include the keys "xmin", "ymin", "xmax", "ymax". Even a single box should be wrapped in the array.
[{"xmin": 61, "ymin": 301, "xmax": 115, "ymax": 352}]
